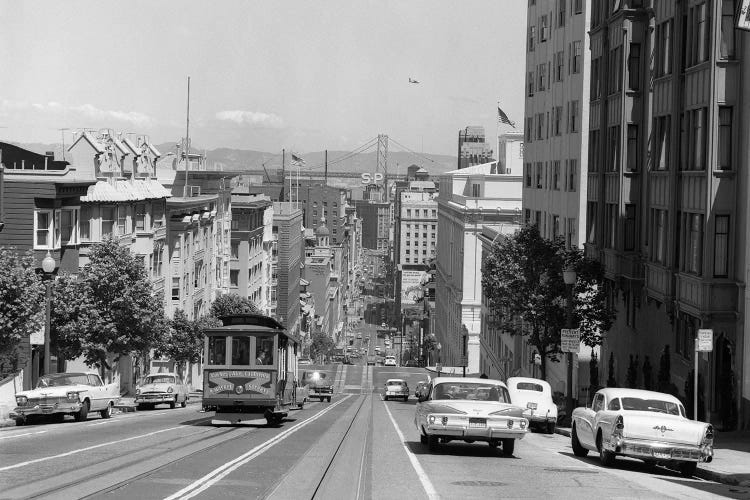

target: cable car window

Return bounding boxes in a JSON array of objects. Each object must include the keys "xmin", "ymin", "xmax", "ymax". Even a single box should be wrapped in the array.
[
  {"xmin": 255, "ymin": 337, "xmax": 274, "ymax": 365},
  {"xmin": 208, "ymin": 336, "xmax": 226, "ymax": 365},
  {"xmin": 232, "ymin": 336, "xmax": 250, "ymax": 365}
]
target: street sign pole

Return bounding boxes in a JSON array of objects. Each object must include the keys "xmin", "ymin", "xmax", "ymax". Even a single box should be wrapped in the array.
[{"xmin": 695, "ymin": 329, "xmax": 713, "ymax": 421}]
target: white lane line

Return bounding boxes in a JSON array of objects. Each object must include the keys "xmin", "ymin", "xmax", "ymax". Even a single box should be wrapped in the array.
[
  {"xmin": 165, "ymin": 395, "xmax": 353, "ymax": 500},
  {"xmin": 382, "ymin": 401, "xmax": 438, "ymax": 500},
  {"xmin": 0, "ymin": 426, "xmax": 185, "ymax": 472},
  {"xmin": 0, "ymin": 430, "xmax": 47, "ymax": 440}
]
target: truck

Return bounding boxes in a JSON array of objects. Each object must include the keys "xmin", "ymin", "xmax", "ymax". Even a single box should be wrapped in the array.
[{"xmin": 303, "ymin": 370, "xmax": 333, "ymax": 402}]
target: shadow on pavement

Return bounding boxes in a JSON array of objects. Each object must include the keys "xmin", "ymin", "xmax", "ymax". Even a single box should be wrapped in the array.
[
  {"xmin": 404, "ymin": 439, "xmax": 520, "ymax": 459},
  {"xmin": 659, "ymin": 477, "xmax": 750, "ymax": 499}
]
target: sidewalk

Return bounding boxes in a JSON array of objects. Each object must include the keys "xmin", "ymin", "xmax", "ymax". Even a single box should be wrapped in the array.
[{"xmin": 555, "ymin": 426, "xmax": 750, "ymax": 487}]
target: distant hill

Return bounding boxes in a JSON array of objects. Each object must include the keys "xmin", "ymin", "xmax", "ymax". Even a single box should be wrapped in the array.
[{"xmin": 12, "ymin": 141, "xmax": 458, "ymax": 177}]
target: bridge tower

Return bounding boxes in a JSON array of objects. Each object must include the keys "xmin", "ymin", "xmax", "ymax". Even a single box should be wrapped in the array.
[{"xmin": 376, "ymin": 134, "xmax": 388, "ymax": 202}]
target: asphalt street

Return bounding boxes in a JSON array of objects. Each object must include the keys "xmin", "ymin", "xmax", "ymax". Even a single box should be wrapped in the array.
[{"xmin": 0, "ymin": 325, "xmax": 747, "ymax": 499}]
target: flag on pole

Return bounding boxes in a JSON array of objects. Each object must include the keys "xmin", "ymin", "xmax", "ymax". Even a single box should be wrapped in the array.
[
  {"xmin": 291, "ymin": 153, "xmax": 305, "ymax": 166},
  {"xmin": 497, "ymin": 105, "xmax": 516, "ymax": 128}
]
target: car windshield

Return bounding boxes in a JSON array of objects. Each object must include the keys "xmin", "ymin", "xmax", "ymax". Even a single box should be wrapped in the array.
[
  {"xmin": 144, "ymin": 375, "xmax": 175, "ymax": 384},
  {"xmin": 620, "ymin": 397, "xmax": 682, "ymax": 415},
  {"xmin": 434, "ymin": 383, "xmax": 511, "ymax": 403},
  {"xmin": 37, "ymin": 374, "xmax": 89, "ymax": 387}
]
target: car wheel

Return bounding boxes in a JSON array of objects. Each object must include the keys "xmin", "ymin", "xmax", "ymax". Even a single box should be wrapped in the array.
[
  {"xmin": 181, "ymin": 396, "xmax": 188, "ymax": 408},
  {"xmin": 327, "ymin": 397, "xmax": 331, "ymax": 403},
  {"xmin": 403, "ymin": 396, "xmax": 408, "ymax": 402},
  {"xmin": 75, "ymin": 400, "xmax": 89, "ymax": 422},
  {"xmin": 679, "ymin": 461, "xmax": 697, "ymax": 477},
  {"xmin": 502, "ymin": 438, "xmax": 515, "ymax": 456},
  {"xmin": 571, "ymin": 425, "xmax": 589, "ymax": 457},
  {"xmin": 546, "ymin": 421, "xmax": 555, "ymax": 434},
  {"xmin": 15, "ymin": 417, "xmax": 25, "ymax": 426},
  {"xmin": 427, "ymin": 434, "xmax": 439, "ymax": 452},
  {"xmin": 170, "ymin": 398, "xmax": 176, "ymax": 409},
  {"xmin": 100, "ymin": 402, "xmax": 113, "ymax": 419},
  {"xmin": 420, "ymin": 432, "xmax": 428, "ymax": 445},
  {"xmin": 597, "ymin": 433, "xmax": 616, "ymax": 467},
  {"xmin": 384, "ymin": 396, "xmax": 388, "ymax": 401}
]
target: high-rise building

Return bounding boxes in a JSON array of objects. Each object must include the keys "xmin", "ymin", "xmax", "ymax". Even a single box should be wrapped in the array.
[
  {"xmin": 271, "ymin": 202, "xmax": 303, "ymax": 337},
  {"xmin": 457, "ymin": 126, "xmax": 494, "ymax": 170},
  {"xmin": 435, "ymin": 161, "xmax": 522, "ymax": 374},
  {"xmin": 587, "ymin": 1, "xmax": 747, "ymax": 429},
  {"xmin": 522, "ymin": 0, "xmax": 590, "ymax": 248},
  {"xmin": 230, "ymin": 194, "xmax": 272, "ymax": 311}
]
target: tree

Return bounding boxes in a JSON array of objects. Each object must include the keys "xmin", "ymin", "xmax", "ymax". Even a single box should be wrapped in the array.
[
  {"xmin": 606, "ymin": 352, "xmax": 618, "ymax": 387},
  {"xmin": 626, "ymin": 354, "xmax": 639, "ymax": 388},
  {"xmin": 482, "ymin": 225, "xmax": 615, "ymax": 379},
  {"xmin": 0, "ymin": 248, "xmax": 45, "ymax": 375},
  {"xmin": 656, "ymin": 344, "xmax": 678, "ymax": 396},
  {"xmin": 209, "ymin": 293, "xmax": 259, "ymax": 319},
  {"xmin": 51, "ymin": 239, "xmax": 168, "ymax": 379},
  {"xmin": 589, "ymin": 349, "xmax": 600, "ymax": 392},
  {"xmin": 310, "ymin": 332, "xmax": 334, "ymax": 362},
  {"xmin": 153, "ymin": 310, "xmax": 204, "ymax": 377}
]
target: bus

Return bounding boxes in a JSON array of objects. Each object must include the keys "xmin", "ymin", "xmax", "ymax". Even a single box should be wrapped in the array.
[{"xmin": 202, "ymin": 313, "xmax": 303, "ymax": 426}]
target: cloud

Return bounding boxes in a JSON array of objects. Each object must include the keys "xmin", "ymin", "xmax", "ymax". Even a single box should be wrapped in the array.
[
  {"xmin": 215, "ymin": 110, "xmax": 284, "ymax": 129},
  {"xmin": 0, "ymin": 99, "xmax": 155, "ymax": 127}
]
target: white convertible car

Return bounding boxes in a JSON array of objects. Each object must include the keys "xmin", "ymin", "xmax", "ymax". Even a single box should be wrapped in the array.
[
  {"xmin": 414, "ymin": 377, "xmax": 528, "ymax": 456},
  {"xmin": 10, "ymin": 372, "xmax": 120, "ymax": 425},
  {"xmin": 507, "ymin": 377, "xmax": 558, "ymax": 434},
  {"xmin": 571, "ymin": 388, "xmax": 714, "ymax": 476}
]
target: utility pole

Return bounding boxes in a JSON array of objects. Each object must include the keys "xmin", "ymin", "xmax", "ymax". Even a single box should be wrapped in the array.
[
  {"xmin": 184, "ymin": 76, "xmax": 191, "ymax": 197},
  {"xmin": 280, "ymin": 149, "xmax": 285, "ymax": 204},
  {"xmin": 324, "ymin": 150, "xmax": 328, "ymax": 186}
]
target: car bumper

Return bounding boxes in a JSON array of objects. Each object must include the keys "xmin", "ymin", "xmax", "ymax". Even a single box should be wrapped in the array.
[
  {"xmin": 135, "ymin": 394, "xmax": 177, "ymax": 404},
  {"xmin": 385, "ymin": 391, "xmax": 407, "ymax": 397},
  {"xmin": 424, "ymin": 423, "xmax": 528, "ymax": 440},
  {"xmin": 526, "ymin": 412, "xmax": 556, "ymax": 424},
  {"xmin": 605, "ymin": 436, "xmax": 713, "ymax": 463},
  {"xmin": 11, "ymin": 402, "xmax": 83, "ymax": 418}
]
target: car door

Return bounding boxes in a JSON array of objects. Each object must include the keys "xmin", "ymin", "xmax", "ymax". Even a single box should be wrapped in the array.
[
  {"xmin": 86, "ymin": 374, "xmax": 106, "ymax": 410},
  {"xmin": 576, "ymin": 392, "xmax": 603, "ymax": 449}
]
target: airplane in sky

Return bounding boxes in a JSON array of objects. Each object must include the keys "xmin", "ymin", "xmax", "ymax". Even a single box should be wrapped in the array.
[{"xmin": 408, "ymin": 78, "xmax": 420, "ymax": 84}]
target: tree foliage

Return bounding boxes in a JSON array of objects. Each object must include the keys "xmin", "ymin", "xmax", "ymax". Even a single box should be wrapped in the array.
[
  {"xmin": 626, "ymin": 354, "xmax": 639, "ymax": 388},
  {"xmin": 0, "ymin": 248, "xmax": 45, "ymax": 373},
  {"xmin": 154, "ymin": 309, "xmax": 204, "ymax": 366},
  {"xmin": 481, "ymin": 225, "xmax": 615, "ymax": 379},
  {"xmin": 51, "ymin": 239, "xmax": 168, "ymax": 377},
  {"xmin": 310, "ymin": 332, "xmax": 335, "ymax": 362},
  {"xmin": 209, "ymin": 293, "xmax": 259, "ymax": 319}
]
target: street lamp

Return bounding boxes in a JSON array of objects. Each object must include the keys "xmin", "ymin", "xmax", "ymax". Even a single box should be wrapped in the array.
[
  {"xmin": 562, "ymin": 267, "xmax": 577, "ymax": 424},
  {"xmin": 41, "ymin": 251, "xmax": 56, "ymax": 376}
]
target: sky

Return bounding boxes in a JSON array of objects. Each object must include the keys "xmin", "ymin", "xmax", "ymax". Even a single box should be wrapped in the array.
[{"xmin": 0, "ymin": 1, "xmax": 527, "ymax": 157}]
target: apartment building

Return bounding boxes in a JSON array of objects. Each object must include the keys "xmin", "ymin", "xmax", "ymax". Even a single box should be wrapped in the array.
[
  {"xmin": 586, "ymin": 1, "xmax": 746, "ymax": 429},
  {"xmin": 271, "ymin": 202, "xmax": 303, "ymax": 337},
  {"xmin": 523, "ymin": 0, "xmax": 590, "ymax": 248},
  {"xmin": 230, "ymin": 194, "xmax": 272, "ymax": 310},
  {"xmin": 435, "ymin": 161, "xmax": 522, "ymax": 373},
  {"xmin": 458, "ymin": 126, "xmax": 494, "ymax": 170}
]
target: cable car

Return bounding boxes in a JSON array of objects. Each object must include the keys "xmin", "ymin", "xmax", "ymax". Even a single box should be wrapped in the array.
[{"xmin": 202, "ymin": 313, "xmax": 303, "ymax": 426}]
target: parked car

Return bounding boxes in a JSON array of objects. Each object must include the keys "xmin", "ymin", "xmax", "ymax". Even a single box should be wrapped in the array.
[
  {"xmin": 298, "ymin": 357, "xmax": 313, "ymax": 365},
  {"xmin": 404, "ymin": 360, "xmax": 419, "ymax": 367},
  {"xmin": 384, "ymin": 379, "xmax": 409, "ymax": 401},
  {"xmin": 507, "ymin": 377, "xmax": 557, "ymax": 434},
  {"xmin": 135, "ymin": 372, "xmax": 189, "ymax": 410},
  {"xmin": 11, "ymin": 372, "xmax": 120, "ymax": 425},
  {"xmin": 571, "ymin": 388, "xmax": 714, "ymax": 477},
  {"xmin": 414, "ymin": 377, "xmax": 528, "ymax": 455},
  {"xmin": 384, "ymin": 355, "xmax": 397, "ymax": 366}
]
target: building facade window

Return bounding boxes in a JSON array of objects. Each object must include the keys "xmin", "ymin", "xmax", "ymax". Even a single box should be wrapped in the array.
[
  {"xmin": 555, "ymin": 51, "xmax": 564, "ymax": 82},
  {"xmin": 652, "ymin": 209, "xmax": 667, "ymax": 264},
  {"xmin": 59, "ymin": 208, "xmax": 78, "ymax": 246},
  {"xmin": 102, "ymin": 206, "xmax": 115, "ymax": 238},
  {"xmin": 721, "ymin": 0, "xmax": 736, "ymax": 59},
  {"xmin": 539, "ymin": 15, "xmax": 549, "ymax": 42},
  {"xmin": 586, "ymin": 202, "xmax": 597, "ymax": 244},
  {"xmin": 655, "ymin": 116, "xmax": 670, "ymax": 170},
  {"xmin": 714, "ymin": 215, "xmax": 729, "ymax": 277},
  {"xmin": 34, "ymin": 210, "xmax": 53, "ymax": 248},
  {"xmin": 572, "ymin": 41, "xmax": 582, "ymax": 73},
  {"xmin": 567, "ymin": 159, "xmax": 577, "ymax": 192},
  {"xmin": 569, "ymin": 100, "xmax": 579, "ymax": 133},
  {"xmin": 80, "ymin": 206, "xmax": 91, "ymax": 242},
  {"xmin": 605, "ymin": 203, "xmax": 617, "ymax": 249},
  {"xmin": 608, "ymin": 125, "xmax": 621, "ymax": 172},
  {"xmin": 627, "ymin": 124, "xmax": 639, "ymax": 172},
  {"xmin": 718, "ymin": 106, "xmax": 733, "ymax": 170},
  {"xmin": 656, "ymin": 20, "xmax": 673, "ymax": 76},
  {"xmin": 628, "ymin": 43, "xmax": 641, "ymax": 90},
  {"xmin": 553, "ymin": 161, "xmax": 560, "ymax": 190},
  {"xmin": 116, "ymin": 205, "xmax": 127, "ymax": 236},
  {"xmin": 686, "ymin": 213, "xmax": 703, "ymax": 274},
  {"xmin": 624, "ymin": 204, "xmax": 636, "ymax": 251}
]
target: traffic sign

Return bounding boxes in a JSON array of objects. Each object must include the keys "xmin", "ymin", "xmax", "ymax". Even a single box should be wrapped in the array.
[
  {"xmin": 697, "ymin": 329, "xmax": 713, "ymax": 352},
  {"xmin": 560, "ymin": 328, "xmax": 580, "ymax": 353}
]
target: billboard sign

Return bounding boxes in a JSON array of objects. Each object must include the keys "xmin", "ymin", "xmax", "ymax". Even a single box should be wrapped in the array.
[{"xmin": 401, "ymin": 269, "xmax": 429, "ymax": 305}]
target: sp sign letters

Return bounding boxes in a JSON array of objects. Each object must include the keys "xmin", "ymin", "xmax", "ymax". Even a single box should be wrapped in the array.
[{"xmin": 361, "ymin": 172, "xmax": 384, "ymax": 184}]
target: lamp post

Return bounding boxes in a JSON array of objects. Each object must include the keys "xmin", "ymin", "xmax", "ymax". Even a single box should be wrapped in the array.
[
  {"xmin": 562, "ymin": 267, "xmax": 577, "ymax": 423},
  {"xmin": 41, "ymin": 251, "xmax": 56, "ymax": 376},
  {"xmin": 437, "ymin": 342, "xmax": 442, "ymax": 377}
]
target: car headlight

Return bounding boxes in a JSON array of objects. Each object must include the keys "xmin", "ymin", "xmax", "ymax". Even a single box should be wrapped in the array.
[
  {"xmin": 15, "ymin": 396, "xmax": 27, "ymax": 406},
  {"xmin": 66, "ymin": 392, "xmax": 79, "ymax": 402},
  {"xmin": 167, "ymin": 387, "xmax": 174, "ymax": 393},
  {"xmin": 429, "ymin": 415, "xmax": 436, "ymax": 424},
  {"xmin": 135, "ymin": 387, "xmax": 141, "ymax": 395}
]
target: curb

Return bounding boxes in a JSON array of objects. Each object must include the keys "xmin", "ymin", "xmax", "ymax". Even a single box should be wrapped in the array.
[{"xmin": 555, "ymin": 426, "xmax": 748, "ymax": 487}]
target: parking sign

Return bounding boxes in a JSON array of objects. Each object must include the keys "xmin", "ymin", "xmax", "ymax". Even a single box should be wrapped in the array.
[
  {"xmin": 561, "ymin": 329, "xmax": 580, "ymax": 353},
  {"xmin": 697, "ymin": 329, "xmax": 713, "ymax": 352}
]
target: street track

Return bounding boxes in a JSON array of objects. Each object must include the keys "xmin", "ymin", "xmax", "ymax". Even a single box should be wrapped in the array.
[{"xmin": 1, "ymin": 419, "xmax": 253, "ymax": 499}]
